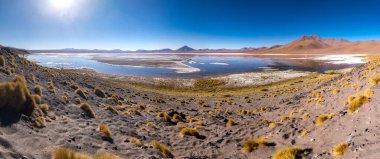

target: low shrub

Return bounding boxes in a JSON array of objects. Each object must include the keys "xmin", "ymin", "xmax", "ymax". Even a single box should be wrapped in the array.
[
  {"xmin": 94, "ymin": 87, "xmax": 106, "ymax": 98},
  {"xmin": 151, "ymin": 140, "xmax": 174, "ymax": 158},
  {"xmin": 76, "ymin": 88, "xmax": 87, "ymax": 99},
  {"xmin": 79, "ymin": 102, "xmax": 96, "ymax": 118},
  {"xmin": 272, "ymin": 147, "xmax": 300, "ymax": 159},
  {"xmin": 98, "ymin": 123, "xmax": 111, "ymax": 138},
  {"xmin": 316, "ymin": 113, "xmax": 334, "ymax": 126},
  {"xmin": 34, "ymin": 85, "xmax": 43, "ymax": 96},
  {"xmin": 242, "ymin": 137, "xmax": 269, "ymax": 152},
  {"xmin": 331, "ymin": 143, "xmax": 348, "ymax": 157}
]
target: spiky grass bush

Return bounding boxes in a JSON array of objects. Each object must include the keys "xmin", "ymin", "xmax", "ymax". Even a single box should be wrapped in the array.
[
  {"xmin": 151, "ymin": 140, "xmax": 174, "ymax": 158},
  {"xmin": 348, "ymin": 94, "xmax": 369, "ymax": 113},
  {"xmin": 300, "ymin": 130, "xmax": 308, "ymax": 137},
  {"xmin": 280, "ymin": 116, "xmax": 289, "ymax": 122},
  {"xmin": 302, "ymin": 113, "xmax": 309, "ymax": 120},
  {"xmin": 364, "ymin": 89, "xmax": 374, "ymax": 97},
  {"xmin": 129, "ymin": 137, "xmax": 142, "ymax": 146},
  {"xmin": 74, "ymin": 97, "xmax": 81, "ymax": 104},
  {"xmin": 242, "ymin": 137, "xmax": 269, "ymax": 152},
  {"xmin": 269, "ymin": 122, "xmax": 279, "ymax": 128},
  {"xmin": 105, "ymin": 105, "xmax": 118, "ymax": 114},
  {"xmin": 34, "ymin": 85, "xmax": 43, "ymax": 96},
  {"xmin": 146, "ymin": 122, "xmax": 156, "ymax": 128},
  {"xmin": 0, "ymin": 55, "xmax": 5, "ymax": 67},
  {"xmin": 0, "ymin": 75, "xmax": 36, "ymax": 115},
  {"xmin": 52, "ymin": 147, "xmax": 91, "ymax": 159},
  {"xmin": 76, "ymin": 88, "xmax": 87, "ymax": 99},
  {"xmin": 226, "ymin": 119, "xmax": 237, "ymax": 127},
  {"xmin": 34, "ymin": 116, "xmax": 46, "ymax": 128},
  {"xmin": 316, "ymin": 113, "xmax": 334, "ymax": 126},
  {"xmin": 32, "ymin": 94, "xmax": 42, "ymax": 104},
  {"xmin": 93, "ymin": 152, "xmax": 121, "ymax": 159},
  {"xmin": 79, "ymin": 102, "xmax": 96, "ymax": 118},
  {"xmin": 94, "ymin": 87, "xmax": 106, "ymax": 98},
  {"xmin": 29, "ymin": 73, "xmax": 36, "ymax": 83},
  {"xmin": 52, "ymin": 148, "xmax": 121, "ymax": 159},
  {"xmin": 179, "ymin": 127, "xmax": 203, "ymax": 138},
  {"xmin": 157, "ymin": 112, "xmax": 171, "ymax": 122},
  {"xmin": 172, "ymin": 114, "xmax": 184, "ymax": 121},
  {"xmin": 332, "ymin": 89, "xmax": 340, "ymax": 94},
  {"xmin": 369, "ymin": 75, "xmax": 380, "ymax": 85},
  {"xmin": 347, "ymin": 95, "xmax": 355, "ymax": 102},
  {"xmin": 331, "ymin": 143, "xmax": 348, "ymax": 157},
  {"xmin": 98, "ymin": 123, "xmax": 111, "ymax": 138},
  {"xmin": 272, "ymin": 147, "xmax": 300, "ymax": 159},
  {"xmin": 40, "ymin": 104, "xmax": 49, "ymax": 114}
]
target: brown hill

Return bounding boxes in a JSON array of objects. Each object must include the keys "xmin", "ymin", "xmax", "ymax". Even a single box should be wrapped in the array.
[{"xmin": 259, "ymin": 35, "xmax": 380, "ymax": 54}]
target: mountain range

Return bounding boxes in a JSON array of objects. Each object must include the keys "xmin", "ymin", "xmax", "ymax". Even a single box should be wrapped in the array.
[{"xmin": 29, "ymin": 35, "xmax": 380, "ymax": 54}]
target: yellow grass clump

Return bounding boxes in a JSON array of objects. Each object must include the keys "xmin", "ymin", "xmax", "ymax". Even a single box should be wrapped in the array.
[
  {"xmin": 332, "ymin": 89, "xmax": 340, "ymax": 94},
  {"xmin": 98, "ymin": 123, "xmax": 111, "ymax": 138},
  {"xmin": 179, "ymin": 127, "xmax": 203, "ymax": 139},
  {"xmin": 369, "ymin": 75, "xmax": 380, "ymax": 85},
  {"xmin": 364, "ymin": 89, "xmax": 374, "ymax": 97},
  {"xmin": 30, "ymin": 73, "xmax": 36, "ymax": 83},
  {"xmin": 151, "ymin": 140, "xmax": 174, "ymax": 158},
  {"xmin": 52, "ymin": 148, "xmax": 121, "ymax": 159},
  {"xmin": 348, "ymin": 94, "xmax": 369, "ymax": 113},
  {"xmin": 105, "ymin": 105, "xmax": 119, "ymax": 114},
  {"xmin": 302, "ymin": 113, "xmax": 309, "ymax": 120},
  {"xmin": 316, "ymin": 113, "xmax": 335, "ymax": 126},
  {"xmin": 0, "ymin": 75, "xmax": 36, "ymax": 115},
  {"xmin": 156, "ymin": 112, "xmax": 171, "ymax": 122},
  {"xmin": 331, "ymin": 143, "xmax": 348, "ymax": 157},
  {"xmin": 52, "ymin": 147, "xmax": 91, "ymax": 159},
  {"xmin": 32, "ymin": 94, "xmax": 42, "ymax": 104},
  {"xmin": 40, "ymin": 104, "xmax": 49, "ymax": 114},
  {"xmin": 94, "ymin": 87, "xmax": 106, "ymax": 98},
  {"xmin": 226, "ymin": 119, "xmax": 237, "ymax": 127},
  {"xmin": 280, "ymin": 116, "xmax": 289, "ymax": 122},
  {"xmin": 34, "ymin": 85, "xmax": 43, "ymax": 96},
  {"xmin": 172, "ymin": 113, "xmax": 184, "ymax": 121},
  {"xmin": 242, "ymin": 137, "xmax": 269, "ymax": 153},
  {"xmin": 79, "ymin": 102, "xmax": 96, "ymax": 118},
  {"xmin": 300, "ymin": 130, "xmax": 308, "ymax": 137},
  {"xmin": 272, "ymin": 147, "xmax": 300, "ymax": 159},
  {"xmin": 269, "ymin": 122, "xmax": 279, "ymax": 128},
  {"xmin": 34, "ymin": 116, "xmax": 46, "ymax": 128},
  {"xmin": 347, "ymin": 95, "xmax": 355, "ymax": 102},
  {"xmin": 129, "ymin": 137, "xmax": 142, "ymax": 146},
  {"xmin": 76, "ymin": 88, "xmax": 87, "ymax": 99}
]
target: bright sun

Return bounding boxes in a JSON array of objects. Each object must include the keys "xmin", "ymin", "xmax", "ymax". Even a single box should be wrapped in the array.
[{"xmin": 49, "ymin": 0, "xmax": 75, "ymax": 11}]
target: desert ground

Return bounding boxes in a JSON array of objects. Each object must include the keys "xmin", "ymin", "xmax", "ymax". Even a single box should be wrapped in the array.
[{"xmin": 0, "ymin": 46, "xmax": 380, "ymax": 159}]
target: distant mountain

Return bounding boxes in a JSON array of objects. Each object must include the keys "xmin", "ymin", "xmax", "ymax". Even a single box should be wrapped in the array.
[
  {"xmin": 259, "ymin": 35, "xmax": 380, "ymax": 54},
  {"xmin": 176, "ymin": 45, "xmax": 195, "ymax": 52},
  {"xmin": 29, "ymin": 35, "xmax": 380, "ymax": 54}
]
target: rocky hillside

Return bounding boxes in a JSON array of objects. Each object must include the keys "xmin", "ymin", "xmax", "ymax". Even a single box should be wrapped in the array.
[{"xmin": 0, "ymin": 46, "xmax": 380, "ymax": 159}]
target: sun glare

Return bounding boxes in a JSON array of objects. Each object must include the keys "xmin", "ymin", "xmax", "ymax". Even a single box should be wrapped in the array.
[{"xmin": 49, "ymin": 0, "xmax": 75, "ymax": 11}]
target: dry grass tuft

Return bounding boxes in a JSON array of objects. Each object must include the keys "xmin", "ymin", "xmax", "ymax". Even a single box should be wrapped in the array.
[
  {"xmin": 52, "ymin": 147, "xmax": 91, "ymax": 159},
  {"xmin": 94, "ymin": 87, "xmax": 106, "ymax": 98},
  {"xmin": 272, "ymin": 147, "xmax": 300, "ymax": 159},
  {"xmin": 79, "ymin": 102, "xmax": 96, "ymax": 118},
  {"xmin": 93, "ymin": 152, "xmax": 121, "ymax": 159},
  {"xmin": 76, "ymin": 88, "xmax": 87, "ymax": 99},
  {"xmin": 364, "ymin": 89, "xmax": 374, "ymax": 97},
  {"xmin": 226, "ymin": 118, "xmax": 237, "ymax": 127},
  {"xmin": 242, "ymin": 137, "xmax": 269, "ymax": 152},
  {"xmin": 332, "ymin": 89, "xmax": 340, "ymax": 94},
  {"xmin": 331, "ymin": 143, "xmax": 348, "ymax": 157},
  {"xmin": 156, "ymin": 112, "xmax": 171, "ymax": 122},
  {"xmin": 34, "ymin": 85, "xmax": 43, "ymax": 96},
  {"xmin": 105, "ymin": 105, "xmax": 119, "ymax": 114},
  {"xmin": 179, "ymin": 127, "xmax": 204, "ymax": 139},
  {"xmin": 52, "ymin": 147, "xmax": 121, "ymax": 159},
  {"xmin": 369, "ymin": 75, "xmax": 380, "ymax": 85},
  {"xmin": 0, "ymin": 75, "xmax": 36, "ymax": 115},
  {"xmin": 151, "ymin": 140, "xmax": 174, "ymax": 158},
  {"xmin": 129, "ymin": 137, "xmax": 142, "ymax": 146},
  {"xmin": 32, "ymin": 94, "xmax": 42, "ymax": 104},
  {"xmin": 348, "ymin": 94, "xmax": 369, "ymax": 113},
  {"xmin": 34, "ymin": 116, "xmax": 46, "ymax": 128},
  {"xmin": 97, "ymin": 123, "xmax": 111, "ymax": 138},
  {"xmin": 40, "ymin": 104, "xmax": 49, "ymax": 114},
  {"xmin": 316, "ymin": 113, "xmax": 334, "ymax": 126}
]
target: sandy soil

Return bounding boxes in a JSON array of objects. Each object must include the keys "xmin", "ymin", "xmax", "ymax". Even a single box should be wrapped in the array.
[{"xmin": 0, "ymin": 47, "xmax": 380, "ymax": 159}]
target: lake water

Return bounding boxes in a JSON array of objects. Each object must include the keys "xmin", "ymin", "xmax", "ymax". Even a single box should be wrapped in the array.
[{"xmin": 26, "ymin": 53, "xmax": 366, "ymax": 77}]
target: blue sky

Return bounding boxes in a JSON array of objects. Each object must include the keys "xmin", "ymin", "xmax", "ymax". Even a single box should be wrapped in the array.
[{"xmin": 0, "ymin": 0, "xmax": 380, "ymax": 50}]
